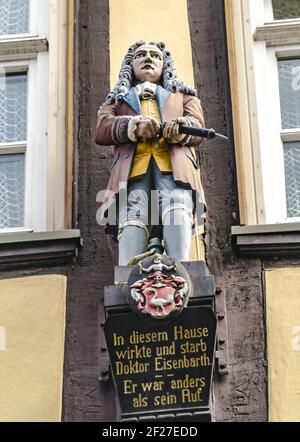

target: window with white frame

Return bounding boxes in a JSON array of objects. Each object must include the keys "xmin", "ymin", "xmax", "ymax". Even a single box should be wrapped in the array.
[
  {"xmin": 225, "ymin": 0, "xmax": 300, "ymax": 225},
  {"xmin": 0, "ymin": 69, "xmax": 27, "ymax": 228},
  {"xmin": 261, "ymin": 0, "xmax": 300, "ymax": 223},
  {"xmin": 279, "ymin": 57, "xmax": 300, "ymax": 218},
  {"xmin": 0, "ymin": 0, "xmax": 68, "ymax": 233}
]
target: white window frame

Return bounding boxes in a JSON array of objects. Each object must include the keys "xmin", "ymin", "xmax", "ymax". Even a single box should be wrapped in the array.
[
  {"xmin": 0, "ymin": 59, "xmax": 48, "ymax": 231},
  {"xmin": 0, "ymin": 0, "xmax": 48, "ymax": 46},
  {"xmin": 0, "ymin": 0, "xmax": 68, "ymax": 232},
  {"xmin": 225, "ymin": 0, "xmax": 300, "ymax": 226},
  {"xmin": 265, "ymin": 45, "xmax": 300, "ymax": 223}
]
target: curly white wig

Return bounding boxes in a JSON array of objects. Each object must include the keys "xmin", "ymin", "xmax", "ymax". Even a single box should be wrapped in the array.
[{"xmin": 105, "ymin": 40, "xmax": 197, "ymax": 104}]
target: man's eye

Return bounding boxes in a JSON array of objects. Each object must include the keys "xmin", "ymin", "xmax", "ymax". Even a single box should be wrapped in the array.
[{"xmin": 134, "ymin": 52, "xmax": 145, "ymax": 59}]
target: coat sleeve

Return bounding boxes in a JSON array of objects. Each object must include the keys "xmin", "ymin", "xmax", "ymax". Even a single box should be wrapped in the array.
[
  {"xmin": 181, "ymin": 95, "xmax": 205, "ymax": 147},
  {"xmin": 95, "ymin": 102, "xmax": 132, "ymax": 146}
]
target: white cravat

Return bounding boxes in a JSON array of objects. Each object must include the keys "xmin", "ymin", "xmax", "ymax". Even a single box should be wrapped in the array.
[{"xmin": 135, "ymin": 81, "xmax": 157, "ymax": 99}]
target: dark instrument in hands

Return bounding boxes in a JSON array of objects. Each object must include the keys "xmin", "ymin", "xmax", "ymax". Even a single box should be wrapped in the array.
[{"xmin": 179, "ymin": 125, "xmax": 228, "ymax": 141}]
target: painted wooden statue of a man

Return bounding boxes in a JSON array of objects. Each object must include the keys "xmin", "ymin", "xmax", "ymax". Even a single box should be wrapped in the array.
[{"xmin": 95, "ymin": 40, "xmax": 205, "ymax": 266}]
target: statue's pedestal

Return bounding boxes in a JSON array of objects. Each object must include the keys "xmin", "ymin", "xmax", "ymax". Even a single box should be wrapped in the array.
[{"xmin": 103, "ymin": 261, "xmax": 216, "ymax": 422}]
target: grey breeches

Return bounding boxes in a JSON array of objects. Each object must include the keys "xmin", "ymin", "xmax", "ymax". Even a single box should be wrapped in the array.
[{"xmin": 118, "ymin": 159, "xmax": 194, "ymax": 266}]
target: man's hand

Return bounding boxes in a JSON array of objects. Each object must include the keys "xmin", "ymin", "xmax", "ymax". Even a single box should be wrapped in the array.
[
  {"xmin": 136, "ymin": 116, "xmax": 160, "ymax": 142},
  {"xmin": 163, "ymin": 117, "xmax": 188, "ymax": 144}
]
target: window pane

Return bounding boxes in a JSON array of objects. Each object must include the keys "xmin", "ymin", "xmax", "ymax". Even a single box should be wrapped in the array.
[
  {"xmin": 0, "ymin": 0, "xmax": 29, "ymax": 35},
  {"xmin": 0, "ymin": 154, "xmax": 25, "ymax": 228},
  {"xmin": 0, "ymin": 73, "xmax": 27, "ymax": 143},
  {"xmin": 278, "ymin": 59, "xmax": 300, "ymax": 130},
  {"xmin": 273, "ymin": 0, "xmax": 300, "ymax": 20},
  {"xmin": 284, "ymin": 141, "xmax": 300, "ymax": 218}
]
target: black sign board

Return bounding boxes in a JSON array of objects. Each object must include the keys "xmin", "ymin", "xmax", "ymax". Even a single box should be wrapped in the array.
[{"xmin": 104, "ymin": 305, "xmax": 217, "ymax": 417}]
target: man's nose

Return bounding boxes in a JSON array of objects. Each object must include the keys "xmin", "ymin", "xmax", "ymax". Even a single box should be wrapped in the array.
[{"xmin": 144, "ymin": 54, "xmax": 152, "ymax": 62}]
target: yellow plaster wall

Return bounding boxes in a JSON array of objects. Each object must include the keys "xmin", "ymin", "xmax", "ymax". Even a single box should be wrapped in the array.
[
  {"xmin": 265, "ymin": 267, "xmax": 300, "ymax": 422},
  {"xmin": 109, "ymin": 0, "xmax": 194, "ymax": 88},
  {"xmin": 0, "ymin": 275, "xmax": 66, "ymax": 422}
]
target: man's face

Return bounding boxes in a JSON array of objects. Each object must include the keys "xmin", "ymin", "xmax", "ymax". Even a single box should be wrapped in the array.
[{"xmin": 132, "ymin": 44, "xmax": 163, "ymax": 84}]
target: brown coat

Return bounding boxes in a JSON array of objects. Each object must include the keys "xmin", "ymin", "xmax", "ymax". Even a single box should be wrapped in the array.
[{"xmin": 95, "ymin": 86, "xmax": 206, "ymax": 229}]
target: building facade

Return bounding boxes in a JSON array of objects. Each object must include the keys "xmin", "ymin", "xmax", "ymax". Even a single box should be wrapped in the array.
[{"xmin": 0, "ymin": 0, "xmax": 299, "ymax": 422}]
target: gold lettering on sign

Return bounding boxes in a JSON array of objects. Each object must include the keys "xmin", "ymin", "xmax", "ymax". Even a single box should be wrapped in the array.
[
  {"xmin": 182, "ymin": 388, "xmax": 203, "ymax": 403},
  {"xmin": 129, "ymin": 330, "xmax": 169, "ymax": 344},
  {"xmin": 170, "ymin": 374, "xmax": 206, "ymax": 390},
  {"xmin": 154, "ymin": 393, "xmax": 177, "ymax": 406},
  {"xmin": 113, "ymin": 333, "xmax": 124, "ymax": 346},
  {"xmin": 173, "ymin": 326, "xmax": 209, "ymax": 340},
  {"xmin": 155, "ymin": 341, "xmax": 175, "ymax": 356},
  {"xmin": 123, "ymin": 380, "xmax": 138, "ymax": 394},
  {"xmin": 116, "ymin": 345, "xmax": 152, "ymax": 360},
  {"xmin": 180, "ymin": 339, "xmax": 207, "ymax": 353},
  {"xmin": 155, "ymin": 354, "xmax": 211, "ymax": 371},
  {"xmin": 141, "ymin": 381, "xmax": 164, "ymax": 392},
  {"xmin": 116, "ymin": 361, "xmax": 150, "ymax": 375},
  {"xmin": 132, "ymin": 394, "xmax": 148, "ymax": 408},
  {"xmin": 109, "ymin": 320, "xmax": 214, "ymax": 410}
]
